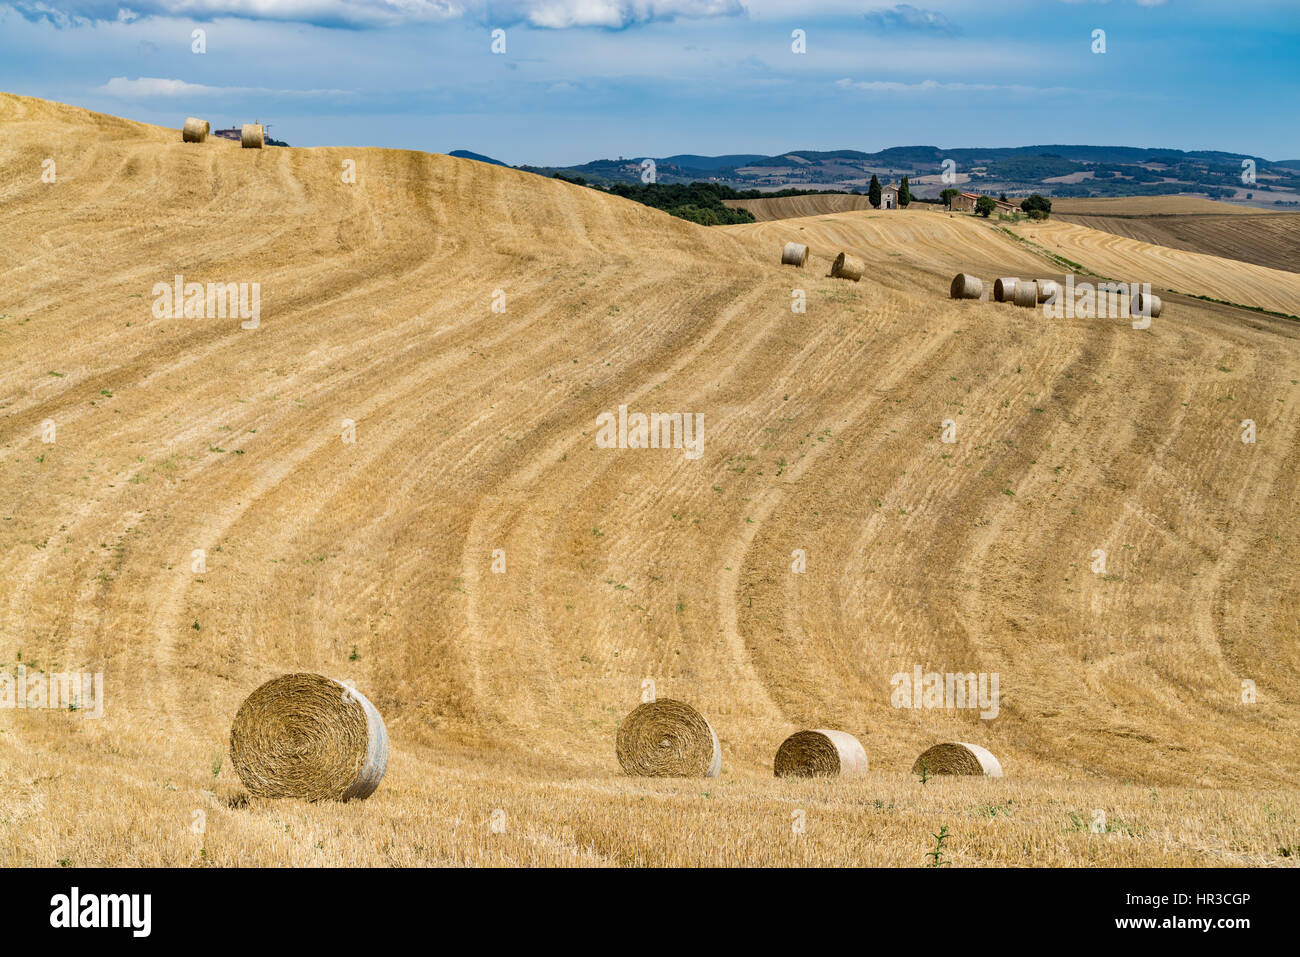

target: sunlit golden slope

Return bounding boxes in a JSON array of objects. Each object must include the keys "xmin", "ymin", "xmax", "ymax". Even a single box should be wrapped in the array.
[
  {"xmin": 722, "ymin": 193, "xmax": 877, "ymax": 221},
  {"xmin": 2, "ymin": 94, "xmax": 1299, "ymax": 866}
]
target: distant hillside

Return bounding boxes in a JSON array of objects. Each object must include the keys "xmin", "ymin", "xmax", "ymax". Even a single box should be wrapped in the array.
[
  {"xmin": 658, "ymin": 153, "xmax": 768, "ymax": 171},
  {"xmin": 448, "ymin": 149, "xmax": 509, "ymax": 167},
  {"xmin": 521, "ymin": 145, "xmax": 1300, "ymax": 205}
]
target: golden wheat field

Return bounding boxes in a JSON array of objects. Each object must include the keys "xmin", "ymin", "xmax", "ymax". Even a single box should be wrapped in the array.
[{"xmin": 2, "ymin": 94, "xmax": 1299, "ymax": 867}]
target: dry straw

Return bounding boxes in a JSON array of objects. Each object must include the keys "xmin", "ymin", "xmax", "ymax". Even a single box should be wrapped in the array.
[
  {"xmin": 993, "ymin": 277, "xmax": 1019, "ymax": 303},
  {"xmin": 1132, "ymin": 292, "xmax": 1163, "ymax": 318},
  {"xmin": 830, "ymin": 252, "xmax": 865, "ymax": 282},
  {"xmin": 1037, "ymin": 280, "xmax": 1061, "ymax": 304},
  {"xmin": 616, "ymin": 698, "xmax": 721, "ymax": 777},
  {"xmin": 949, "ymin": 273, "xmax": 983, "ymax": 299},
  {"xmin": 781, "ymin": 242, "xmax": 809, "ymax": 267},
  {"xmin": 182, "ymin": 117, "xmax": 209, "ymax": 144},
  {"xmin": 773, "ymin": 729, "xmax": 868, "ymax": 777},
  {"xmin": 1013, "ymin": 280, "xmax": 1040, "ymax": 308},
  {"xmin": 241, "ymin": 124, "xmax": 265, "ymax": 150},
  {"xmin": 229, "ymin": 673, "xmax": 389, "ymax": 801},
  {"xmin": 911, "ymin": 742, "xmax": 1002, "ymax": 778}
]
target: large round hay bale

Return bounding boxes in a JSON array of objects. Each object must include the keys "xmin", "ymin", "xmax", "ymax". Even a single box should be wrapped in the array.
[
  {"xmin": 1037, "ymin": 279, "xmax": 1060, "ymax": 303},
  {"xmin": 781, "ymin": 242, "xmax": 809, "ymax": 267},
  {"xmin": 182, "ymin": 117, "xmax": 209, "ymax": 143},
  {"xmin": 993, "ymin": 277, "xmax": 1019, "ymax": 303},
  {"xmin": 240, "ymin": 124, "xmax": 265, "ymax": 149},
  {"xmin": 911, "ymin": 742, "xmax": 1002, "ymax": 778},
  {"xmin": 1013, "ymin": 280, "xmax": 1039, "ymax": 308},
  {"xmin": 773, "ymin": 729, "xmax": 868, "ymax": 777},
  {"xmin": 1132, "ymin": 292, "xmax": 1163, "ymax": 319},
  {"xmin": 949, "ymin": 273, "xmax": 983, "ymax": 299},
  {"xmin": 830, "ymin": 252, "xmax": 864, "ymax": 282},
  {"xmin": 616, "ymin": 698, "xmax": 720, "ymax": 778},
  {"xmin": 229, "ymin": 673, "xmax": 389, "ymax": 801}
]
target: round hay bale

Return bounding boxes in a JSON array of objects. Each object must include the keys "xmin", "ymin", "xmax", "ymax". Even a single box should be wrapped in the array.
[
  {"xmin": 616, "ymin": 698, "xmax": 720, "ymax": 778},
  {"xmin": 911, "ymin": 742, "xmax": 1002, "ymax": 778},
  {"xmin": 830, "ymin": 252, "xmax": 864, "ymax": 282},
  {"xmin": 993, "ymin": 277, "xmax": 1019, "ymax": 303},
  {"xmin": 1013, "ymin": 280, "xmax": 1040, "ymax": 308},
  {"xmin": 773, "ymin": 729, "xmax": 868, "ymax": 777},
  {"xmin": 1132, "ymin": 292, "xmax": 1163, "ymax": 319},
  {"xmin": 1037, "ymin": 279, "xmax": 1061, "ymax": 304},
  {"xmin": 182, "ymin": 117, "xmax": 210, "ymax": 143},
  {"xmin": 781, "ymin": 242, "xmax": 809, "ymax": 267},
  {"xmin": 229, "ymin": 673, "xmax": 388, "ymax": 801},
  {"xmin": 240, "ymin": 123, "xmax": 265, "ymax": 150},
  {"xmin": 949, "ymin": 273, "xmax": 983, "ymax": 299}
]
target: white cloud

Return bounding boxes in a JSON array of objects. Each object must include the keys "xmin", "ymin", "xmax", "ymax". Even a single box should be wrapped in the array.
[
  {"xmin": 96, "ymin": 75, "xmax": 230, "ymax": 95},
  {"xmin": 835, "ymin": 77, "xmax": 1076, "ymax": 95},
  {"xmin": 95, "ymin": 75, "xmax": 350, "ymax": 96},
  {"xmin": 12, "ymin": 0, "xmax": 745, "ymax": 28},
  {"xmin": 502, "ymin": 0, "xmax": 744, "ymax": 29},
  {"xmin": 862, "ymin": 4, "xmax": 956, "ymax": 35}
]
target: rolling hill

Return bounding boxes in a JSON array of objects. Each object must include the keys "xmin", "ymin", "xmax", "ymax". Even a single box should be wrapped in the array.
[{"xmin": 2, "ymin": 93, "xmax": 1298, "ymax": 866}]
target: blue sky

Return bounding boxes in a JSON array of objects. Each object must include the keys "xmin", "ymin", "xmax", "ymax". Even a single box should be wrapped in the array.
[{"xmin": 2, "ymin": 1, "xmax": 1298, "ymax": 166}]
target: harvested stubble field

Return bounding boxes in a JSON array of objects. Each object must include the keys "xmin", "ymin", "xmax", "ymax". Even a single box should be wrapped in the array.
[
  {"xmin": 2, "ymin": 94, "xmax": 1299, "ymax": 867},
  {"xmin": 723, "ymin": 193, "xmax": 878, "ymax": 221}
]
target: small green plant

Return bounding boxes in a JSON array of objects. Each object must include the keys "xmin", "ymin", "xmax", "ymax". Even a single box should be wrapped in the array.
[
  {"xmin": 925, "ymin": 825, "xmax": 952, "ymax": 867},
  {"xmin": 211, "ymin": 754, "xmax": 223, "ymax": 778},
  {"xmin": 192, "ymin": 619, "xmax": 201, "ymax": 630},
  {"xmin": 349, "ymin": 645, "xmax": 360, "ymax": 661},
  {"xmin": 918, "ymin": 759, "xmax": 930, "ymax": 786}
]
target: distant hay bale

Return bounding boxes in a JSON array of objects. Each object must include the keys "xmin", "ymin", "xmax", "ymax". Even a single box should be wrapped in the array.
[
  {"xmin": 949, "ymin": 273, "xmax": 983, "ymax": 299},
  {"xmin": 830, "ymin": 252, "xmax": 864, "ymax": 282},
  {"xmin": 616, "ymin": 698, "xmax": 720, "ymax": 778},
  {"xmin": 182, "ymin": 117, "xmax": 209, "ymax": 143},
  {"xmin": 1037, "ymin": 280, "xmax": 1061, "ymax": 303},
  {"xmin": 1132, "ymin": 292, "xmax": 1163, "ymax": 319},
  {"xmin": 911, "ymin": 742, "xmax": 1002, "ymax": 778},
  {"xmin": 993, "ymin": 277, "xmax": 1019, "ymax": 303},
  {"xmin": 240, "ymin": 124, "xmax": 265, "ymax": 150},
  {"xmin": 1013, "ymin": 280, "xmax": 1040, "ymax": 308},
  {"xmin": 773, "ymin": 729, "xmax": 868, "ymax": 777},
  {"xmin": 229, "ymin": 673, "xmax": 388, "ymax": 801},
  {"xmin": 781, "ymin": 242, "xmax": 809, "ymax": 267}
]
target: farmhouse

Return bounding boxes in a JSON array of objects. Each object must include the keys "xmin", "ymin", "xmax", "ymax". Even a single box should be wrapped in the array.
[
  {"xmin": 949, "ymin": 191, "xmax": 980, "ymax": 213},
  {"xmin": 948, "ymin": 192, "xmax": 1022, "ymax": 215}
]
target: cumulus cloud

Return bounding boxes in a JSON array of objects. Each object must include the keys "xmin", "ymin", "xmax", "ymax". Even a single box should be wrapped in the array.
[
  {"xmin": 10, "ymin": 0, "xmax": 745, "ymax": 28},
  {"xmin": 862, "ymin": 4, "xmax": 955, "ymax": 35}
]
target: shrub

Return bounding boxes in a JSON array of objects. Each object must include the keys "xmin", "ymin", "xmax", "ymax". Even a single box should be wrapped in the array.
[{"xmin": 1020, "ymin": 193, "xmax": 1053, "ymax": 218}]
